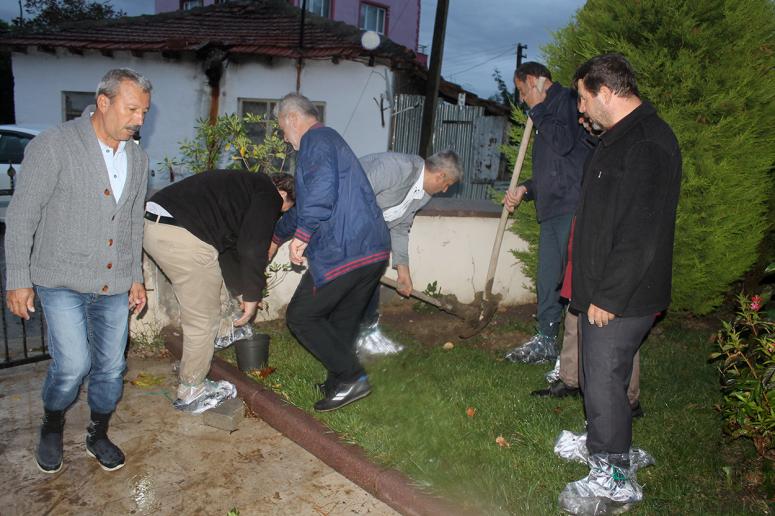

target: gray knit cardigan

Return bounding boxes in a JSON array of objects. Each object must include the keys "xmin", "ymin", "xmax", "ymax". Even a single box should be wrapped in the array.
[{"xmin": 5, "ymin": 110, "xmax": 148, "ymax": 294}]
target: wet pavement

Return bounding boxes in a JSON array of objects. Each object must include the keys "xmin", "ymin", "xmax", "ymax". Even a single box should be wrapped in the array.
[{"xmin": 0, "ymin": 356, "xmax": 399, "ymax": 516}]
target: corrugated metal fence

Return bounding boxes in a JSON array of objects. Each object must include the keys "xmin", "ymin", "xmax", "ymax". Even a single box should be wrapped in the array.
[{"xmin": 391, "ymin": 95, "xmax": 508, "ymax": 200}]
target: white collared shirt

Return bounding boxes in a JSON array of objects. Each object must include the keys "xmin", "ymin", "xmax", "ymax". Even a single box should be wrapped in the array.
[
  {"xmin": 97, "ymin": 139, "xmax": 128, "ymax": 201},
  {"xmin": 382, "ymin": 166, "xmax": 426, "ymax": 222}
]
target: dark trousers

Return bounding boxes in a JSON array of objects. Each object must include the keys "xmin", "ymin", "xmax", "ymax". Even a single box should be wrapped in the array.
[
  {"xmin": 362, "ymin": 283, "xmax": 381, "ymax": 325},
  {"xmin": 286, "ymin": 261, "xmax": 386, "ymax": 383},
  {"xmin": 537, "ymin": 213, "xmax": 573, "ymax": 337},
  {"xmin": 580, "ymin": 314, "xmax": 654, "ymax": 456}
]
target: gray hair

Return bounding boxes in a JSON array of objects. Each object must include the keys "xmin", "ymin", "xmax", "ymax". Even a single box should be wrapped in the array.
[
  {"xmin": 276, "ymin": 92, "xmax": 320, "ymax": 120},
  {"xmin": 96, "ymin": 68, "xmax": 153, "ymax": 100},
  {"xmin": 425, "ymin": 150, "xmax": 462, "ymax": 183}
]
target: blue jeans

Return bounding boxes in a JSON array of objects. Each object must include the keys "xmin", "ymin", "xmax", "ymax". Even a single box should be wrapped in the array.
[
  {"xmin": 36, "ymin": 286, "xmax": 129, "ymax": 414},
  {"xmin": 537, "ymin": 213, "xmax": 574, "ymax": 337}
]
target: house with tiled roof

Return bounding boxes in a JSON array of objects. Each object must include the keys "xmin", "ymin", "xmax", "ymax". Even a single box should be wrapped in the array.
[
  {"xmin": 156, "ymin": 0, "xmax": 424, "ymax": 58},
  {"xmin": 1, "ymin": 0, "xmax": 508, "ymax": 193}
]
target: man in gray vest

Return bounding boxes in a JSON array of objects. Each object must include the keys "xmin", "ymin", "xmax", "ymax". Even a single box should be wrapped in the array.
[
  {"xmin": 355, "ymin": 150, "xmax": 461, "ymax": 354},
  {"xmin": 5, "ymin": 68, "xmax": 151, "ymax": 473}
]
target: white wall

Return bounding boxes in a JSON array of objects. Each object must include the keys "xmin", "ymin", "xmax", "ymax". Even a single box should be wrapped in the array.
[
  {"xmin": 256, "ymin": 212, "xmax": 534, "ymax": 320},
  {"xmin": 13, "ymin": 49, "xmax": 209, "ymax": 185},
  {"xmin": 221, "ymin": 58, "xmax": 391, "ymax": 157},
  {"xmin": 12, "ymin": 50, "xmax": 392, "ymax": 184}
]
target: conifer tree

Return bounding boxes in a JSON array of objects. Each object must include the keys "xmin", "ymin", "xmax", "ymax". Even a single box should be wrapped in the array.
[{"xmin": 507, "ymin": 0, "xmax": 775, "ymax": 314}]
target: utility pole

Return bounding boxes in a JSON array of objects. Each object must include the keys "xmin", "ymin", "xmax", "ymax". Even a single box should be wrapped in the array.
[
  {"xmin": 516, "ymin": 43, "xmax": 527, "ymax": 68},
  {"xmin": 514, "ymin": 43, "xmax": 527, "ymax": 102},
  {"xmin": 418, "ymin": 0, "xmax": 449, "ymax": 159},
  {"xmin": 296, "ymin": 0, "xmax": 308, "ymax": 92}
]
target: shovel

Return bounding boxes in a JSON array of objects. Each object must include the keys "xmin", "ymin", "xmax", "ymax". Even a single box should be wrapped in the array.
[
  {"xmin": 460, "ymin": 77, "xmax": 546, "ymax": 339},
  {"xmin": 379, "ymin": 276, "xmax": 482, "ymax": 324}
]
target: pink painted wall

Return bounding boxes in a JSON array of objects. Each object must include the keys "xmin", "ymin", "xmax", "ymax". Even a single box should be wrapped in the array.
[{"xmin": 155, "ymin": 0, "xmax": 420, "ymax": 52}]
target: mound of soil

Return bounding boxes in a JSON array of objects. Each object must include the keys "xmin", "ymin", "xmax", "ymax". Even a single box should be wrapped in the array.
[{"xmin": 379, "ymin": 300, "xmax": 538, "ymax": 353}]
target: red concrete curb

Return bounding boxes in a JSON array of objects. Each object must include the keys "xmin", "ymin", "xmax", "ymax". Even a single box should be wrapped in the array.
[{"xmin": 163, "ymin": 329, "xmax": 466, "ymax": 516}]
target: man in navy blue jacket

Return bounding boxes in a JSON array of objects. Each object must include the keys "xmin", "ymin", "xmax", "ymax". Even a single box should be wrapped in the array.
[
  {"xmin": 504, "ymin": 62, "xmax": 593, "ymax": 365},
  {"xmin": 271, "ymin": 93, "xmax": 390, "ymax": 412}
]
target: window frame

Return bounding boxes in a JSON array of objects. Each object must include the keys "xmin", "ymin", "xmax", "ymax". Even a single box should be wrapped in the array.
[
  {"xmin": 180, "ymin": 0, "xmax": 204, "ymax": 10},
  {"xmin": 61, "ymin": 91, "xmax": 94, "ymax": 122},
  {"xmin": 303, "ymin": 0, "xmax": 333, "ymax": 18},
  {"xmin": 238, "ymin": 97, "xmax": 326, "ymax": 174},
  {"xmin": 359, "ymin": 1, "xmax": 388, "ymax": 35}
]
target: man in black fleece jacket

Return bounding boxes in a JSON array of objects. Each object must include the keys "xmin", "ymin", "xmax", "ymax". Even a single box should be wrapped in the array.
[
  {"xmin": 557, "ymin": 54, "xmax": 681, "ymax": 513},
  {"xmin": 143, "ymin": 170, "xmax": 294, "ymax": 411}
]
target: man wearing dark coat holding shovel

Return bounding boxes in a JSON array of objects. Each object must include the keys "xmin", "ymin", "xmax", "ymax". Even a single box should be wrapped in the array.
[{"xmin": 503, "ymin": 62, "xmax": 593, "ymax": 365}]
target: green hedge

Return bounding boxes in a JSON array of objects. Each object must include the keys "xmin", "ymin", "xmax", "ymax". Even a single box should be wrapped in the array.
[{"xmin": 507, "ymin": 0, "xmax": 775, "ymax": 315}]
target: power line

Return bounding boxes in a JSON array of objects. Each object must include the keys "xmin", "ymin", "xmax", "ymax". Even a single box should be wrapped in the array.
[
  {"xmin": 445, "ymin": 47, "xmax": 514, "ymax": 78},
  {"xmin": 442, "ymin": 43, "xmax": 515, "ymax": 67}
]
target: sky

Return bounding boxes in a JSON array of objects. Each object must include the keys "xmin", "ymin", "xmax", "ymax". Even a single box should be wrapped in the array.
[
  {"xmin": 0, "ymin": 0, "xmax": 586, "ymax": 99},
  {"xmin": 418, "ymin": 0, "xmax": 586, "ymax": 99}
]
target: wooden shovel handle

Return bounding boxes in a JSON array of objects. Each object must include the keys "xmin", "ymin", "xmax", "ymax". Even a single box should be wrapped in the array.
[{"xmin": 380, "ymin": 276, "xmax": 443, "ymax": 308}]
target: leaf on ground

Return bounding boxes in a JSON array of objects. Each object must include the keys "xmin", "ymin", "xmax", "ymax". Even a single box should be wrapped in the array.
[
  {"xmin": 259, "ymin": 366, "xmax": 276, "ymax": 378},
  {"xmin": 495, "ymin": 435, "xmax": 510, "ymax": 448},
  {"xmin": 466, "ymin": 406, "xmax": 477, "ymax": 417},
  {"xmin": 130, "ymin": 372, "xmax": 166, "ymax": 387}
]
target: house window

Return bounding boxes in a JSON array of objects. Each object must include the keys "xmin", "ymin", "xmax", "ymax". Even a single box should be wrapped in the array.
[
  {"xmin": 305, "ymin": 0, "xmax": 331, "ymax": 18},
  {"xmin": 62, "ymin": 91, "xmax": 94, "ymax": 121},
  {"xmin": 239, "ymin": 98, "xmax": 326, "ymax": 173},
  {"xmin": 360, "ymin": 2, "xmax": 387, "ymax": 35},
  {"xmin": 181, "ymin": 0, "xmax": 203, "ymax": 10}
]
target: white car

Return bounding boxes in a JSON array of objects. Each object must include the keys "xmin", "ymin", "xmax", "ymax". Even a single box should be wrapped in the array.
[{"xmin": 0, "ymin": 124, "xmax": 45, "ymax": 223}]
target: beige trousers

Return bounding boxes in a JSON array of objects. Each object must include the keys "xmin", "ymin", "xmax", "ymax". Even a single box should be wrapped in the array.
[
  {"xmin": 143, "ymin": 220, "xmax": 224, "ymax": 387},
  {"xmin": 559, "ymin": 310, "xmax": 641, "ymax": 406}
]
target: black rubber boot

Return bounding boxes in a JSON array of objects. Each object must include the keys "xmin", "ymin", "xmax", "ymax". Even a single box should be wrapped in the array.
[
  {"xmin": 85, "ymin": 411, "xmax": 125, "ymax": 471},
  {"xmin": 36, "ymin": 409, "xmax": 65, "ymax": 473}
]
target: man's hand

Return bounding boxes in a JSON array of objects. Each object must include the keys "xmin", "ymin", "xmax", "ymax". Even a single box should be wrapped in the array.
[
  {"xmin": 395, "ymin": 264, "xmax": 413, "ymax": 297},
  {"xmin": 522, "ymin": 78, "xmax": 547, "ymax": 108},
  {"xmin": 7, "ymin": 288, "xmax": 35, "ymax": 320},
  {"xmin": 504, "ymin": 185, "xmax": 528, "ymax": 213},
  {"xmin": 234, "ymin": 300, "xmax": 261, "ymax": 327},
  {"xmin": 129, "ymin": 282, "xmax": 147, "ymax": 315},
  {"xmin": 289, "ymin": 238, "xmax": 308, "ymax": 266},
  {"xmin": 268, "ymin": 242, "xmax": 279, "ymax": 262},
  {"xmin": 587, "ymin": 303, "xmax": 615, "ymax": 327}
]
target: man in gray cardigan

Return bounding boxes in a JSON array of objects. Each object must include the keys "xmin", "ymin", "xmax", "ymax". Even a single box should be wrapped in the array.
[
  {"xmin": 355, "ymin": 150, "xmax": 461, "ymax": 355},
  {"xmin": 5, "ymin": 69, "xmax": 151, "ymax": 474}
]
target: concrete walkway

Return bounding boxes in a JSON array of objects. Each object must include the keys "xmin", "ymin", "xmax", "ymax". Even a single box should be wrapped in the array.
[{"xmin": 0, "ymin": 356, "xmax": 398, "ymax": 516}]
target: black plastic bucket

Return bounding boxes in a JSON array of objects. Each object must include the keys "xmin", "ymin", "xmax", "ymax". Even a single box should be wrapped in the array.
[{"xmin": 235, "ymin": 334, "xmax": 269, "ymax": 371}]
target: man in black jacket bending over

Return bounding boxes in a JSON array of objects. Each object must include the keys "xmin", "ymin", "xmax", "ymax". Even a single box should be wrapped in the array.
[
  {"xmin": 143, "ymin": 171, "xmax": 295, "ymax": 412},
  {"xmin": 557, "ymin": 54, "xmax": 681, "ymax": 512}
]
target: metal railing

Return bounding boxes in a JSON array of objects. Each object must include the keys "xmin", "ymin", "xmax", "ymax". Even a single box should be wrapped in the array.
[{"xmin": 0, "ymin": 224, "xmax": 49, "ymax": 368}]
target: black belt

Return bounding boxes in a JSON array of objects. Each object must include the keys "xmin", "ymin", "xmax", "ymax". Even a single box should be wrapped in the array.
[{"xmin": 144, "ymin": 211, "xmax": 179, "ymax": 226}]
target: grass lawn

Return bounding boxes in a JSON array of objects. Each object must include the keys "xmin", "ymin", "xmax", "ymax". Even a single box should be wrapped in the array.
[{"xmin": 218, "ymin": 306, "xmax": 769, "ymax": 514}]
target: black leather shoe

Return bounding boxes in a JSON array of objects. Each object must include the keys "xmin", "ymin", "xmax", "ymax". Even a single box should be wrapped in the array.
[
  {"xmin": 316, "ymin": 376, "xmax": 340, "ymax": 397},
  {"xmin": 531, "ymin": 380, "xmax": 580, "ymax": 398},
  {"xmin": 631, "ymin": 401, "xmax": 645, "ymax": 419},
  {"xmin": 314, "ymin": 376, "xmax": 371, "ymax": 412}
]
